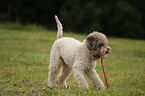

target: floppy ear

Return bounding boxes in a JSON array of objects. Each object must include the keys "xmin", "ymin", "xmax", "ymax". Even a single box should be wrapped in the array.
[{"xmin": 86, "ymin": 36, "xmax": 98, "ymax": 50}]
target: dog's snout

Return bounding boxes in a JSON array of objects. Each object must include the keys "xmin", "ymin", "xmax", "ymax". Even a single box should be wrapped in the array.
[
  {"xmin": 105, "ymin": 46, "xmax": 111, "ymax": 54},
  {"xmin": 105, "ymin": 50, "xmax": 109, "ymax": 54}
]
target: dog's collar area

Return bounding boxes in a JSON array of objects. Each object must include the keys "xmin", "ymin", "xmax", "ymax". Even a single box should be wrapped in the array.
[{"xmin": 91, "ymin": 55, "xmax": 101, "ymax": 61}]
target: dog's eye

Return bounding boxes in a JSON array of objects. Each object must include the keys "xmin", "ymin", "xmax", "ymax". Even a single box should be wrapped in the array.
[
  {"xmin": 89, "ymin": 38, "xmax": 94, "ymax": 41},
  {"xmin": 98, "ymin": 44, "xmax": 104, "ymax": 47}
]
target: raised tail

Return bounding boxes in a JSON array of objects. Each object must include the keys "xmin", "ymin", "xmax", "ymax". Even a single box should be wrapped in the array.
[{"xmin": 55, "ymin": 15, "xmax": 63, "ymax": 39}]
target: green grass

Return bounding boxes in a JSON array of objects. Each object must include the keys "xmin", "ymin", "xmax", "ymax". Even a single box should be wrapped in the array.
[{"xmin": 0, "ymin": 24, "xmax": 145, "ymax": 96}]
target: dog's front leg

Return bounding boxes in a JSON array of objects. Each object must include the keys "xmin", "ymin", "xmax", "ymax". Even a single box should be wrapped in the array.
[
  {"xmin": 72, "ymin": 68, "xmax": 89, "ymax": 88},
  {"xmin": 85, "ymin": 69, "xmax": 105, "ymax": 89}
]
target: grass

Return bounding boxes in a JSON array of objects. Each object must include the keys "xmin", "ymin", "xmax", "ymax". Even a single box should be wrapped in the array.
[{"xmin": 0, "ymin": 24, "xmax": 145, "ymax": 96}]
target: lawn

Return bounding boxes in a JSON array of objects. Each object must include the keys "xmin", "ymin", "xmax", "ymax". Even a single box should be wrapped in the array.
[{"xmin": 0, "ymin": 24, "xmax": 145, "ymax": 96}]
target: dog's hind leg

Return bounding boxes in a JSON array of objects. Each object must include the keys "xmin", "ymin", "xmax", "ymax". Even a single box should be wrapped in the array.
[
  {"xmin": 48, "ymin": 49, "xmax": 61, "ymax": 88},
  {"xmin": 57, "ymin": 59, "xmax": 71, "ymax": 88}
]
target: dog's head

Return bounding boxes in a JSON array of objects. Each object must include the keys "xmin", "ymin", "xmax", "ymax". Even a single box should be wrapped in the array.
[{"xmin": 86, "ymin": 31, "xmax": 111, "ymax": 61}]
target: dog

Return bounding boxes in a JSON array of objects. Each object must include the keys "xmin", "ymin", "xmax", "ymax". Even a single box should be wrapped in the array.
[{"xmin": 48, "ymin": 15, "xmax": 111, "ymax": 89}]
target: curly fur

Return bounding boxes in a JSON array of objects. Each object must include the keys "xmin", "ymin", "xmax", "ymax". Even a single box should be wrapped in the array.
[{"xmin": 48, "ymin": 15, "xmax": 111, "ymax": 89}]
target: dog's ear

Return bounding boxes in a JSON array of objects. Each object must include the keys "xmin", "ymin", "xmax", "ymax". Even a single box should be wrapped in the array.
[{"xmin": 86, "ymin": 36, "xmax": 98, "ymax": 50}]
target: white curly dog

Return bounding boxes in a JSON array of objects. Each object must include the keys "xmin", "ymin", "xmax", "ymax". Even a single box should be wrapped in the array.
[{"xmin": 48, "ymin": 15, "xmax": 111, "ymax": 89}]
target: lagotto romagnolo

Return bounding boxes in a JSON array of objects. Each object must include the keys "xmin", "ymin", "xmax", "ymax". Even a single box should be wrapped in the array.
[{"xmin": 48, "ymin": 15, "xmax": 111, "ymax": 89}]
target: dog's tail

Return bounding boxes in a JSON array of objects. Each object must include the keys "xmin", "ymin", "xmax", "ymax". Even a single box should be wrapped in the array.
[{"xmin": 55, "ymin": 15, "xmax": 63, "ymax": 39}]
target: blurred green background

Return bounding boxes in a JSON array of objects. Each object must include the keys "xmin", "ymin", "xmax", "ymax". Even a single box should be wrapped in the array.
[{"xmin": 0, "ymin": 0, "xmax": 145, "ymax": 39}]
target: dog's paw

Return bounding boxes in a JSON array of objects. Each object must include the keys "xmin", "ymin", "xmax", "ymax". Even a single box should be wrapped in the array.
[
  {"xmin": 94, "ymin": 85, "xmax": 105, "ymax": 90},
  {"xmin": 47, "ymin": 83, "xmax": 54, "ymax": 89},
  {"xmin": 57, "ymin": 81, "xmax": 68, "ymax": 88}
]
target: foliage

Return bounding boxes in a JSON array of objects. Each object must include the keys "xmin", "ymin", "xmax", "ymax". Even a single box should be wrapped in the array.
[
  {"xmin": 61, "ymin": 0, "xmax": 145, "ymax": 39},
  {"xmin": 0, "ymin": 24, "xmax": 145, "ymax": 95},
  {"xmin": 0, "ymin": 0, "xmax": 145, "ymax": 39}
]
